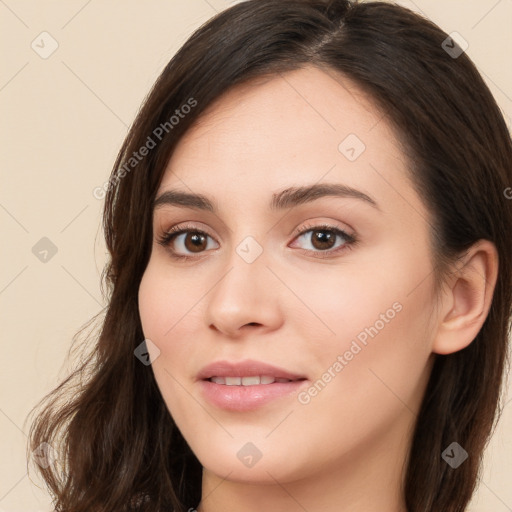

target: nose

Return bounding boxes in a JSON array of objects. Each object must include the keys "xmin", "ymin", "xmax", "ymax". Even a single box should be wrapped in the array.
[{"xmin": 204, "ymin": 245, "xmax": 283, "ymax": 338}]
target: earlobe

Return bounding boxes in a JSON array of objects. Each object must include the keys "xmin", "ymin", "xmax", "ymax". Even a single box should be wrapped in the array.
[{"xmin": 432, "ymin": 240, "xmax": 499, "ymax": 355}]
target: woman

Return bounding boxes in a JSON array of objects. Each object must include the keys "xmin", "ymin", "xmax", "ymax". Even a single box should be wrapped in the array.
[{"xmin": 28, "ymin": 1, "xmax": 512, "ymax": 511}]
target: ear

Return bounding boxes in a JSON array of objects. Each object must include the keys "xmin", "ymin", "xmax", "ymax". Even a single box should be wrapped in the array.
[{"xmin": 432, "ymin": 240, "xmax": 499, "ymax": 355}]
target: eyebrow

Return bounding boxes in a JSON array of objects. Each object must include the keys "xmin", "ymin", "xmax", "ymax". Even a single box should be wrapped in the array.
[{"xmin": 153, "ymin": 183, "xmax": 380, "ymax": 212}]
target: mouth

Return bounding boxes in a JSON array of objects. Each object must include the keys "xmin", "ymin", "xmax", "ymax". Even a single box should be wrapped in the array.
[
  {"xmin": 197, "ymin": 359, "xmax": 309, "ymax": 411},
  {"xmin": 206, "ymin": 376, "xmax": 306, "ymax": 386},
  {"xmin": 197, "ymin": 359, "xmax": 307, "ymax": 383}
]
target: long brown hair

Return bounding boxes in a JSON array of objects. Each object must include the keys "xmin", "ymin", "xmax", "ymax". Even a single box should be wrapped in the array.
[{"xmin": 27, "ymin": 1, "xmax": 512, "ymax": 511}]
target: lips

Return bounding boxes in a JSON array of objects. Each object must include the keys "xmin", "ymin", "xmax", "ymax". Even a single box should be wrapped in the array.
[
  {"xmin": 196, "ymin": 359, "xmax": 309, "ymax": 411},
  {"xmin": 196, "ymin": 359, "xmax": 307, "ymax": 382},
  {"xmin": 210, "ymin": 376, "xmax": 293, "ymax": 385}
]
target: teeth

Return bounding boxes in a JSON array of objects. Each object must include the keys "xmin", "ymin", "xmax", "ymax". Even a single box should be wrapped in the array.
[
  {"xmin": 209, "ymin": 376, "xmax": 293, "ymax": 386},
  {"xmin": 241, "ymin": 376, "xmax": 260, "ymax": 386}
]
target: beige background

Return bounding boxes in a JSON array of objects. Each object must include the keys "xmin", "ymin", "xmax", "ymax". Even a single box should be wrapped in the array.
[{"xmin": 1, "ymin": 0, "xmax": 511, "ymax": 510}]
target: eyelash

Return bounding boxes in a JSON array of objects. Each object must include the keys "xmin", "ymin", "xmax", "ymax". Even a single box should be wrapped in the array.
[{"xmin": 156, "ymin": 222, "xmax": 358, "ymax": 261}]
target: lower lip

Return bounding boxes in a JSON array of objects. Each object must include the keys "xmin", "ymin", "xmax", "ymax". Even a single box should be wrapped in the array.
[{"xmin": 199, "ymin": 379, "xmax": 309, "ymax": 411}]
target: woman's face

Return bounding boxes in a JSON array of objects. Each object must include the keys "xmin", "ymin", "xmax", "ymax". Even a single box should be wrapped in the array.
[{"xmin": 138, "ymin": 66, "xmax": 438, "ymax": 487}]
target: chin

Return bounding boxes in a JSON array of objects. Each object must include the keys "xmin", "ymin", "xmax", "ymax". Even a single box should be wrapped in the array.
[{"xmin": 191, "ymin": 439, "xmax": 312, "ymax": 485}]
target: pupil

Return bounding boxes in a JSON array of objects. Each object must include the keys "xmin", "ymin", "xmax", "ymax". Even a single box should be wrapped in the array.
[
  {"xmin": 182, "ymin": 230, "xmax": 336, "ymax": 253},
  {"xmin": 187, "ymin": 233, "xmax": 206, "ymax": 252},
  {"xmin": 314, "ymin": 231, "xmax": 334, "ymax": 249}
]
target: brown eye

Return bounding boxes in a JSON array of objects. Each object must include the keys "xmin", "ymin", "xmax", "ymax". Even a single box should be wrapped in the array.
[
  {"xmin": 158, "ymin": 227, "xmax": 219, "ymax": 259},
  {"xmin": 182, "ymin": 232, "xmax": 208, "ymax": 253},
  {"xmin": 290, "ymin": 224, "xmax": 356, "ymax": 258},
  {"xmin": 309, "ymin": 230, "xmax": 337, "ymax": 251}
]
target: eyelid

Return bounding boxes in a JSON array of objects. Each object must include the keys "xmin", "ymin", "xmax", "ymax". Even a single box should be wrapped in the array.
[
  {"xmin": 157, "ymin": 222, "xmax": 218, "ymax": 248},
  {"xmin": 289, "ymin": 220, "xmax": 354, "ymax": 239},
  {"xmin": 159, "ymin": 219, "xmax": 354, "ymax": 240},
  {"xmin": 288, "ymin": 222, "xmax": 357, "ymax": 257},
  {"xmin": 157, "ymin": 220, "xmax": 357, "ymax": 260}
]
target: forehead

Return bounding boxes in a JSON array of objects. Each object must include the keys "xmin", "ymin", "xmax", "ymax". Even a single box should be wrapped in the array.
[{"xmin": 158, "ymin": 65, "xmax": 415, "ymax": 216}]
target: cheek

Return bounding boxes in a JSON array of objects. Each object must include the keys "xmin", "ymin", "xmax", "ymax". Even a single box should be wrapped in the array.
[
  {"xmin": 138, "ymin": 259, "xmax": 197, "ymax": 342},
  {"xmin": 290, "ymin": 241, "xmax": 432, "ymax": 344},
  {"xmin": 138, "ymin": 264, "xmax": 185, "ymax": 373},
  {"xmin": 291, "ymin": 275, "xmax": 434, "ymax": 474},
  {"xmin": 297, "ymin": 238, "xmax": 435, "ymax": 400},
  {"xmin": 138, "ymin": 259, "xmax": 208, "ymax": 386},
  {"xmin": 138, "ymin": 263, "xmax": 199, "ymax": 417}
]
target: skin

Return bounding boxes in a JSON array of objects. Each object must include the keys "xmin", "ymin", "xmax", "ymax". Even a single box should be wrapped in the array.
[{"xmin": 138, "ymin": 65, "xmax": 498, "ymax": 512}]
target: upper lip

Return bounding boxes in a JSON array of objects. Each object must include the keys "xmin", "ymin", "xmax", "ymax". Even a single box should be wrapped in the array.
[{"xmin": 197, "ymin": 359, "xmax": 307, "ymax": 381}]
